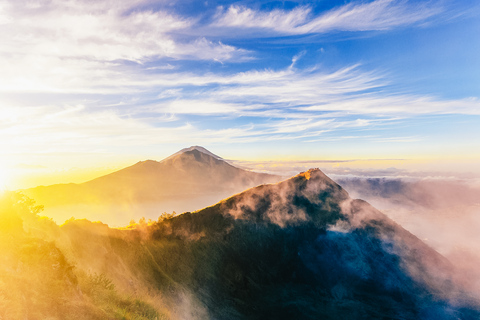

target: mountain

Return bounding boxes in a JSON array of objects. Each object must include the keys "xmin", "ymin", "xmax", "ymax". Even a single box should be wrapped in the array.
[
  {"xmin": 165, "ymin": 145, "xmax": 224, "ymax": 160},
  {"xmin": 42, "ymin": 169, "xmax": 480, "ymax": 319},
  {"xmin": 22, "ymin": 146, "xmax": 282, "ymax": 225}
]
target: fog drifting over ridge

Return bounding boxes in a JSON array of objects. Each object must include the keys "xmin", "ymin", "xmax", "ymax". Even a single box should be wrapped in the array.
[{"xmin": 230, "ymin": 158, "xmax": 480, "ymax": 298}]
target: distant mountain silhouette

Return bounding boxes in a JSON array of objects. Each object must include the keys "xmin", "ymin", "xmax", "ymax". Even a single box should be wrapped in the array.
[
  {"xmin": 58, "ymin": 169, "xmax": 480, "ymax": 319},
  {"xmin": 22, "ymin": 147, "xmax": 281, "ymax": 225}
]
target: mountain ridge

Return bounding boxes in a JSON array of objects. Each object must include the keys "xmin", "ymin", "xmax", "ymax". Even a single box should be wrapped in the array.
[
  {"xmin": 54, "ymin": 167, "xmax": 480, "ymax": 319},
  {"xmin": 4, "ymin": 166, "xmax": 480, "ymax": 318}
]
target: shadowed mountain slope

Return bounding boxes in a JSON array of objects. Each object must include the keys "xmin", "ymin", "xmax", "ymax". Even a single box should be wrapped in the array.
[
  {"xmin": 22, "ymin": 147, "xmax": 281, "ymax": 225},
  {"xmin": 57, "ymin": 169, "xmax": 480, "ymax": 319}
]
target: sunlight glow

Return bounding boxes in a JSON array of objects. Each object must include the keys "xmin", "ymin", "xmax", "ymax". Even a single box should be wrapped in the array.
[{"xmin": 0, "ymin": 166, "xmax": 11, "ymax": 189}]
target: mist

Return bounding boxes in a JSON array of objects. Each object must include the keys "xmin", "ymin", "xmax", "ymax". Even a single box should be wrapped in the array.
[
  {"xmin": 234, "ymin": 158, "xmax": 480, "ymax": 293},
  {"xmin": 334, "ymin": 176, "xmax": 480, "ymax": 300}
]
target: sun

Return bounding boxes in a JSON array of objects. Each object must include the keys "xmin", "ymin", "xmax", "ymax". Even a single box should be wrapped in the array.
[{"xmin": 0, "ymin": 166, "xmax": 12, "ymax": 190}]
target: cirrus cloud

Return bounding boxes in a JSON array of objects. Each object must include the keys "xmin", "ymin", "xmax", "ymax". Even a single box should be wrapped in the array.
[{"xmin": 211, "ymin": 0, "xmax": 442, "ymax": 35}]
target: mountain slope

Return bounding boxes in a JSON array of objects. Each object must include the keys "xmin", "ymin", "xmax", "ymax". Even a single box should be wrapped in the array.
[
  {"xmin": 22, "ymin": 147, "xmax": 281, "ymax": 225},
  {"xmin": 57, "ymin": 169, "xmax": 480, "ymax": 319},
  {"xmin": 0, "ymin": 192, "xmax": 164, "ymax": 320}
]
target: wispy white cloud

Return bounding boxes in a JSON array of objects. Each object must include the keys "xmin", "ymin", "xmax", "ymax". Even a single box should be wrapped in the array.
[
  {"xmin": 165, "ymin": 100, "xmax": 243, "ymax": 115},
  {"xmin": 301, "ymin": 95, "xmax": 480, "ymax": 115},
  {"xmin": 1, "ymin": 1, "xmax": 190, "ymax": 61},
  {"xmin": 1, "ymin": 54, "xmax": 479, "ymax": 163},
  {"xmin": 212, "ymin": 0, "xmax": 442, "ymax": 35},
  {"xmin": 135, "ymin": 64, "xmax": 480, "ymax": 116},
  {"xmin": 0, "ymin": 95, "xmax": 407, "ymax": 162},
  {"xmin": 0, "ymin": 104, "xmax": 196, "ymax": 154},
  {"xmin": 2, "ymin": 59, "xmax": 478, "ymax": 160},
  {"xmin": 0, "ymin": 0, "xmax": 250, "ymax": 94},
  {"xmin": 212, "ymin": 4, "xmax": 308, "ymax": 33}
]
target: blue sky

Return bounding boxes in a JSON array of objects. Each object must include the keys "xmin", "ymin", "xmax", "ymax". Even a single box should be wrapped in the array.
[{"xmin": 0, "ymin": 0, "xmax": 479, "ymax": 187}]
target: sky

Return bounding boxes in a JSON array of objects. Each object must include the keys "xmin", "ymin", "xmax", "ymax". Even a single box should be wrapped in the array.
[{"xmin": 0, "ymin": 0, "xmax": 479, "ymax": 189}]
